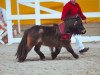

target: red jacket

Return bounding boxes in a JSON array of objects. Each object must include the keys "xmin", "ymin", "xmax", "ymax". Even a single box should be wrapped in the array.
[{"xmin": 61, "ymin": 1, "xmax": 86, "ymax": 20}]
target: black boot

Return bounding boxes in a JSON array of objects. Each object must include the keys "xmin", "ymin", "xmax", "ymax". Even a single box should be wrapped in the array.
[{"xmin": 79, "ymin": 47, "xmax": 89, "ymax": 54}]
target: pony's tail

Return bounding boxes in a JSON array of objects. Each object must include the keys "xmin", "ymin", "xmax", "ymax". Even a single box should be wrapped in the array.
[{"xmin": 15, "ymin": 30, "xmax": 29, "ymax": 62}]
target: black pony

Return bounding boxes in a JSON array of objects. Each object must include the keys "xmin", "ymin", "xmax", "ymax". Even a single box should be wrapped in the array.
[{"xmin": 16, "ymin": 23, "xmax": 86, "ymax": 62}]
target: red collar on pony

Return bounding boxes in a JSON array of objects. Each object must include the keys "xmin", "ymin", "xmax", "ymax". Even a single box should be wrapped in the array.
[{"xmin": 58, "ymin": 22, "xmax": 72, "ymax": 40}]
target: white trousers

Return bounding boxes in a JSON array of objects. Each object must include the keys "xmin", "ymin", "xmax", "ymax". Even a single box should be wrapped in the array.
[{"xmin": 73, "ymin": 35, "xmax": 85, "ymax": 51}]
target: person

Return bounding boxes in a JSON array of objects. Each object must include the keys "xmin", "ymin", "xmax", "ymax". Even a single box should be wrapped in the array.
[
  {"xmin": 0, "ymin": 7, "xmax": 7, "ymax": 31},
  {"xmin": 61, "ymin": 0, "xmax": 89, "ymax": 53},
  {"xmin": 0, "ymin": 7, "xmax": 18, "ymax": 44},
  {"xmin": 0, "ymin": 7, "xmax": 8, "ymax": 43}
]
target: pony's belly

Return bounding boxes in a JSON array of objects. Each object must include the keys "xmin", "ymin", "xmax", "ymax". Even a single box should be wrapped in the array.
[{"xmin": 42, "ymin": 39, "xmax": 63, "ymax": 47}]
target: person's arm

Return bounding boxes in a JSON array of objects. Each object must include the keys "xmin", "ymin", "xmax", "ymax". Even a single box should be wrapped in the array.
[
  {"xmin": 61, "ymin": 4, "xmax": 70, "ymax": 20},
  {"xmin": 77, "ymin": 4, "xmax": 86, "ymax": 20},
  {"xmin": 77, "ymin": 4, "xmax": 87, "ymax": 24}
]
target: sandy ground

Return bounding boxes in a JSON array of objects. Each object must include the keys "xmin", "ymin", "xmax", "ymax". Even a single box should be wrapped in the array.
[{"xmin": 0, "ymin": 42, "xmax": 100, "ymax": 75}]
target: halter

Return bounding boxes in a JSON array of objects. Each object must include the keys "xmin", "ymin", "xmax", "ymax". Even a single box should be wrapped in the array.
[{"xmin": 58, "ymin": 22, "xmax": 72, "ymax": 40}]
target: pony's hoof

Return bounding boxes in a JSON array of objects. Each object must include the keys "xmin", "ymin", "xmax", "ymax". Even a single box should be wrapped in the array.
[
  {"xmin": 18, "ymin": 58, "xmax": 25, "ymax": 62},
  {"xmin": 52, "ymin": 56, "xmax": 57, "ymax": 60},
  {"xmin": 18, "ymin": 60, "xmax": 24, "ymax": 62},
  {"xmin": 40, "ymin": 56, "xmax": 45, "ymax": 61},
  {"xmin": 41, "ymin": 58, "xmax": 45, "ymax": 61},
  {"xmin": 74, "ymin": 54, "xmax": 79, "ymax": 59},
  {"xmin": 51, "ymin": 53, "xmax": 57, "ymax": 60}
]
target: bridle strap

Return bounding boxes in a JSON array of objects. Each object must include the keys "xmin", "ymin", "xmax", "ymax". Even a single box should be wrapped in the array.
[
  {"xmin": 58, "ymin": 22, "xmax": 65, "ymax": 34},
  {"xmin": 58, "ymin": 22, "xmax": 72, "ymax": 40}
]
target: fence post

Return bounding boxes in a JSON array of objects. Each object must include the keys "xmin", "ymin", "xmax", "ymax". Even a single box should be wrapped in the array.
[
  {"xmin": 35, "ymin": 1, "xmax": 41, "ymax": 25},
  {"xmin": 17, "ymin": 0, "xmax": 21, "ymax": 33},
  {"xmin": 6, "ymin": 0, "xmax": 13, "ymax": 44}
]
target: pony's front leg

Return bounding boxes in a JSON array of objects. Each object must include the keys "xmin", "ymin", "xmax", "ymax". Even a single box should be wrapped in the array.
[
  {"xmin": 65, "ymin": 43, "xmax": 79, "ymax": 59},
  {"xmin": 51, "ymin": 47, "xmax": 61, "ymax": 59},
  {"xmin": 34, "ymin": 44, "xmax": 45, "ymax": 60},
  {"xmin": 49, "ymin": 47, "xmax": 55, "ymax": 58}
]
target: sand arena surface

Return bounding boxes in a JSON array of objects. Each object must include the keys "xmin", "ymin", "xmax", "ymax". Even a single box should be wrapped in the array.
[{"xmin": 0, "ymin": 42, "xmax": 100, "ymax": 75}]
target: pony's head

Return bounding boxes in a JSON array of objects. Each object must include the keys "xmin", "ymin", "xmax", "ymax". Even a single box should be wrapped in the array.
[
  {"xmin": 53, "ymin": 22, "xmax": 86, "ymax": 35},
  {"xmin": 65, "ymin": 21, "xmax": 86, "ymax": 35}
]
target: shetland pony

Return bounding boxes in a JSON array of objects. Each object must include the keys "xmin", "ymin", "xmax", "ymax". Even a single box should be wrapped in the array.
[{"xmin": 16, "ymin": 23, "xmax": 86, "ymax": 62}]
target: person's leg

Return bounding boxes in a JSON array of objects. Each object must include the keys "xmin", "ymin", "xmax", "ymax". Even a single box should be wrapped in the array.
[
  {"xmin": 74, "ymin": 35, "xmax": 84, "ymax": 50},
  {"xmin": 74, "ymin": 35, "xmax": 89, "ymax": 53}
]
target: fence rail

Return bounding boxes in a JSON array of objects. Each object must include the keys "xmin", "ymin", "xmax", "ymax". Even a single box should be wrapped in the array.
[{"xmin": 5, "ymin": 0, "xmax": 100, "ymax": 44}]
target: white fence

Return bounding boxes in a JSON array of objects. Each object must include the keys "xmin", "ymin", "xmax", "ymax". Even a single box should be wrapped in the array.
[{"xmin": 5, "ymin": 0, "xmax": 100, "ymax": 44}]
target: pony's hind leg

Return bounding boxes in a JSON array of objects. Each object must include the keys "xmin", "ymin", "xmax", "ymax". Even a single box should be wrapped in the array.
[
  {"xmin": 34, "ymin": 43, "xmax": 45, "ymax": 60},
  {"xmin": 65, "ymin": 43, "xmax": 79, "ymax": 59},
  {"xmin": 17, "ymin": 32, "xmax": 34, "ymax": 62}
]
